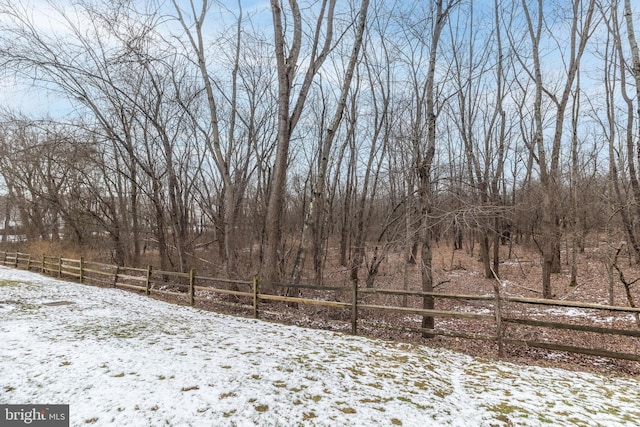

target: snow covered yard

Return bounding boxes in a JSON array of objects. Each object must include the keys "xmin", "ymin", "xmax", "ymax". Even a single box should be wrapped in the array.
[{"xmin": 1, "ymin": 267, "xmax": 639, "ymax": 426}]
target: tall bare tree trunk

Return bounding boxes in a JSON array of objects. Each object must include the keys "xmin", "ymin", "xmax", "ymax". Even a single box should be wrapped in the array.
[
  {"xmin": 265, "ymin": 0, "xmax": 336, "ymax": 284},
  {"xmin": 621, "ymin": 0, "xmax": 640, "ymax": 263},
  {"xmin": 418, "ymin": 0, "xmax": 456, "ymax": 335},
  {"xmin": 290, "ymin": 0, "xmax": 370, "ymax": 288},
  {"xmin": 522, "ymin": 0, "xmax": 595, "ymax": 298},
  {"xmin": 570, "ymin": 70, "xmax": 581, "ymax": 287}
]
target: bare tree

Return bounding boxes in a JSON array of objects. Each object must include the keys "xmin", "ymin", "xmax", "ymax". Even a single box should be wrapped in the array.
[
  {"xmin": 0, "ymin": 0, "xmax": 171, "ymax": 265},
  {"xmin": 516, "ymin": 0, "xmax": 596, "ymax": 298},
  {"xmin": 391, "ymin": 0, "xmax": 458, "ymax": 333},
  {"xmin": 289, "ymin": 0, "xmax": 371, "ymax": 290},
  {"xmin": 171, "ymin": 0, "xmax": 261, "ymax": 276},
  {"xmin": 447, "ymin": 0, "xmax": 509, "ymax": 279},
  {"xmin": 264, "ymin": 0, "xmax": 343, "ymax": 283},
  {"xmin": 345, "ymin": 2, "xmax": 400, "ymax": 290}
]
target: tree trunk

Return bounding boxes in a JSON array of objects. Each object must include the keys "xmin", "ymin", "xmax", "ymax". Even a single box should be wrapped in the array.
[
  {"xmin": 289, "ymin": 0, "xmax": 370, "ymax": 288},
  {"xmin": 264, "ymin": 0, "xmax": 337, "ymax": 283},
  {"xmin": 417, "ymin": 0, "xmax": 455, "ymax": 335}
]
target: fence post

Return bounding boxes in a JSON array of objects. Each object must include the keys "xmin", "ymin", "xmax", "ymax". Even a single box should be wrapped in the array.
[
  {"xmin": 253, "ymin": 275, "xmax": 260, "ymax": 319},
  {"xmin": 26, "ymin": 254, "xmax": 32, "ymax": 271},
  {"xmin": 493, "ymin": 279, "xmax": 505, "ymax": 358},
  {"xmin": 57, "ymin": 255, "xmax": 62, "ymax": 278},
  {"xmin": 79, "ymin": 257, "xmax": 84, "ymax": 283},
  {"xmin": 351, "ymin": 278, "xmax": 358, "ymax": 335},
  {"xmin": 189, "ymin": 268, "xmax": 195, "ymax": 307},
  {"xmin": 2, "ymin": 251, "xmax": 6, "ymax": 266},
  {"xmin": 14, "ymin": 252, "xmax": 18, "ymax": 268},
  {"xmin": 145, "ymin": 265, "xmax": 152, "ymax": 296},
  {"xmin": 113, "ymin": 265, "xmax": 120, "ymax": 288},
  {"xmin": 41, "ymin": 254, "xmax": 45, "ymax": 274}
]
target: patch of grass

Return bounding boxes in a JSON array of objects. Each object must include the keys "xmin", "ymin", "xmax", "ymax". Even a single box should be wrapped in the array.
[
  {"xmin": 181, "ymin": 385, "xmax": 199, "ymax": 392},
  {"xmin": 303, "ymin": 412, "xmax": 317, "ymax": 420},
  {"xmin": 7, "ymin": 301, "xmax": 40, "ymax": 310},
  {"xmin": 414, "ymin": 381, "xmax": 428, "ymax": 390},
  {"xmin": 537, "ymin": 414, "xmax": 555, "ymax": 423},
  {"xmin": 600, "ymin": 388, "xmax": 615, "ymax": 399},
  {"xmin": 390, "ymin": 355, "xmax": 409, "ymax": 364},
  {"xmin": 622, "ymin": 413, "xmax": 640, "ymax": 423},
  {"xmin": 251, "ymin": 374, "xmax": 261, "ymax": 380},
  {"xmin": 397, "ymin": 396, "xmax": 428, "ymax": 411},
  {"xmin": 254, "ymin": 404, "xmax": 269, "ymax": 412},
  {"xmin": 273, "ymin": 380, "xmax": 287, "ymax": 388},
  {"xmin": 67, "ymin": 320, "xmax": 152, "ymax": 340},
  {"xmin": 311, "ymin": 395, "xmax": 323, "ymax": 403},
  {"xmin": 4, "ymin": 386, "xmax": 15, "ymax": 392},
  {"xmin": 346, "ymin": 366, "xmax": 366, "ymax": 377},
  {"xmin": 433, "ymin": 388, "xmax": 451, "ymax": 399},
  {"xmin": 494, "ymin": 414, "xmax": 513, "ymax": 425},
  {"xmin": 487, "ymin": 402, "xmax": 528, "ymax": 418},
  {"xmin": 219, "ymin": 392, "xmax": 236, "ymax": 399},
  {"xmin": 338, "ymin": 407, "xmax": 357, "ymax": 414},
  {"xmin": 223, "ymin": 409, "xmax": 237, "ymax": 418},
  {"xmin": 0, "ymin": 280, "xmax": 22, "ymax": 287},
  {"xmin": 395, "ymin": 343, "xmax": 413, "ymax": 352},
  {"xmin": 113, "ymin": 331, "xmax": 136, "ymax": 339},
  {"xmin": 221, "ymin": 365, "xmax": 232, "ymax": 369},
  {"xmin": 391, "ymin": 419, "xmax": 403, "ymax": 426},
  {"xmin": 84, "ymin": 418, "xmax": 98, "ymax": 424},
  {"xmin": 113, "ymin": 372, "xmax": 125, "ymax": 378}
]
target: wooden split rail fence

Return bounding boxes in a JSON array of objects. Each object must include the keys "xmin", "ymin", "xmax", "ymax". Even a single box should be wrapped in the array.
[{"xmin": 2, "ymin": 250, "xmax": 639, "ymax": 362}]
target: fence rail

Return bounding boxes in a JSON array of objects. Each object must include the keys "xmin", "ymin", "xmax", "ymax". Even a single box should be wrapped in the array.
[{"xmin": 1, "ymin": 250, "xmax": 639, "ymax": 363}]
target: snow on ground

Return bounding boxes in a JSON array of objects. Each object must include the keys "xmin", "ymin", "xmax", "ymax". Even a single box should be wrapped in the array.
[{"xmin": 1, "ymin": 267, "xmax": 639, "ymax": 426}]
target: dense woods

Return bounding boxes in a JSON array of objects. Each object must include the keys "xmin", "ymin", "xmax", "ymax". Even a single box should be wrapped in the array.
[{"xmin": 0, "ymin": 0, "xmax": 638, "ymax": 304}]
